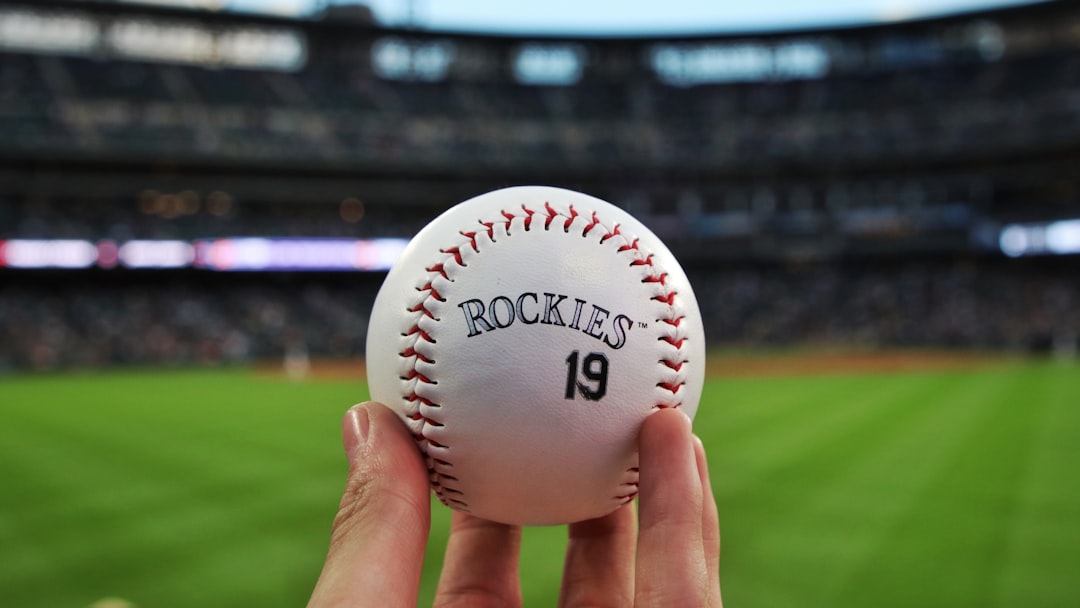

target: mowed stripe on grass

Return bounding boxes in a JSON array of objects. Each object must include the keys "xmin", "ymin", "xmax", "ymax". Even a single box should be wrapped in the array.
[
  {"xmin": 0, "ymin": 358, "xmax": 1077, "ymax": 607},
  {"xmin": 706, "ymin": 360, "xmax": 1080, "ymax": 608},
  {"xmin": 0, "ymin": 370, "xmax": 363, "ymax": 608}
]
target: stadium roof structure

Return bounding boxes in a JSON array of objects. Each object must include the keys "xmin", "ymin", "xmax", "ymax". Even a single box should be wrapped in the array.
[
  {"xmin": 30, "ymin": 0, "xmax": 1051, "ymax": 34},
  {"xmin": 1, "ymin": 0, "xmax": 1070, "ymax": 86},
  {"xmin": 0, "ymin": 0, "xmax": 1064, "ymax": 40}
]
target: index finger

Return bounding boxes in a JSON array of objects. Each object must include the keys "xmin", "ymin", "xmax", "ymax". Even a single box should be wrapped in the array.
[{"xmin": 635, "ymin": 408, "xmax": 711, "ymax": 606}]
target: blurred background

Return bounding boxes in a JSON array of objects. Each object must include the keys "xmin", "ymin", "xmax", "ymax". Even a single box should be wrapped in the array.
[
  {"xmin": 1, "ymin": 0, "xmax": 1078, "ymax": 370},
  {"xmin": 1, "ymin": 0, "xmax": 1078, "ymax": 606}
]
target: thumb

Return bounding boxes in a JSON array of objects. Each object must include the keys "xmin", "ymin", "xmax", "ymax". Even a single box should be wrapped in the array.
[{"xmin": 309, "ymin": 402, "xmax": 432, "ymax": 607}]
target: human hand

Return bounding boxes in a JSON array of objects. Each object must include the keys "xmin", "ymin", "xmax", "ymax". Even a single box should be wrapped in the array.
[{"xmin": 307, "ymin": 401, "xmax": 721, "ymax": 607}]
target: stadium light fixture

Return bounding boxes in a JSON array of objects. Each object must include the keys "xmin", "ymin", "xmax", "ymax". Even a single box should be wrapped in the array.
[
  {"xmin": 1, "ymin": 239, "xmax": 98, "ymax": 269},
  {"xmin": 999, "ymin": 219, "xmax": 1080, "ymax": 257}
]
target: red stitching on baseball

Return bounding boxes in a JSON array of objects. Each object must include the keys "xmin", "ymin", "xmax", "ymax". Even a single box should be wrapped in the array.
[
  {"xmin": 455, "ymin": 233, "xmax": 477, "ymax": 252},
  {"xmin": 543, "ymin": 202, "xmax": 558, "ymax": 229},
  {"xmin": 400, "ymin": 346, "xmax": 434, "ymax": 363},
  {"xmin": 642, "ymin": 272, "xmax": 668, "ymax": 285},
  {"xmin": 403, "ymin": 370, "xmax": 437, "ymax": 384},
  {"xmin": 600, "ymin": 224, "xmax": 620, "ymax": 243},
  {"xmin": 426, "ymin": 263, "xmax": 449, "ymax": 279},
  {"xmin": 563, "ymin": 205, "xmax": 579, "ymax": 232},
  {"xmin": 659, "ymin": 336, "xmax": 687, "ymax": 348},
  {"xmin": 402, "ymin": 325, "xmax": 436, "ymax": 343},
  {"xmin": 440, "ymin": 246, "xmax": 465, "ymax": 265},
  {"xmin": 521, "ymin": 205, "xmax": 535, "ymax": 230},
  {"xmin": 406, "ymin": 395, "xmax": 439, "ymax": 408},
  {"xmin": 614, "ymin": 464, "xmax": 640, "ymax": 502},
  {"xmin": 501, "ymin": 209, "xmax": 518, "ymax": 228},
  {"xmin": 657, "ymin": 381, "xmax": 682, "ymax": 394},
  {"xmin": 419, "ymin": 282, "xmax": 447, "ymax": 302},
  {"xmin": 583, "ymin": 211, "xmax": 601, "ymax": 237},
  {"xmin": 408, "ymin": 302, "xmax": 437, "ymax": 319},
  {"xmin": 652, "ymin": 292, "xmax": 677, "ymax": 305},
  {"xmin": 660, "ymin": 359, "xmax": 686, "ymax": 371}
]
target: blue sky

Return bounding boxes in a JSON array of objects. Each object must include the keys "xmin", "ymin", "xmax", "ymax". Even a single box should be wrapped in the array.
[{"xmin": 138, "ymin": 0, "xmax": 1038, "ymax": 33}]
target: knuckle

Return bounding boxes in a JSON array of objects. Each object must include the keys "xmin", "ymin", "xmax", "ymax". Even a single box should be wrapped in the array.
[
  {"xmin": 328, "ymin": 466, "xmax": 383, "ymax": 550},
  {"xmin": 328, "ymin": 452, "xmax": 430, "ymax": 556},
  {"xmin": 329, "ymin": 447, "xmax": 411, "ymax": 533}
]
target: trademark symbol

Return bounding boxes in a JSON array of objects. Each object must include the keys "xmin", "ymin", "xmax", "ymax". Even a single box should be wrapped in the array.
[{"xmin": 637, "ymin": 321, "xmax": 648, "ymax": 329}]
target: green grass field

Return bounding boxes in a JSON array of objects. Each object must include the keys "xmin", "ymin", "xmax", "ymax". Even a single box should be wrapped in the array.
[{"xmin": 2, "ymin": 356, "xmax": 1078, "ymax": 607}]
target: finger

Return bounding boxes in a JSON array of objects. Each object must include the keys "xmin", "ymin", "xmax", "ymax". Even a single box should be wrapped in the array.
[
  {"xmin": 558, "ymin": 503, "xmax": 637, "ymax": 608},
  {"xmin": 694, "ymin": 435, "xmax": 723, "ymax": 607},
  {"xmin": 308, "ymin": 402, "xmax": 431, "ymax": 608},
  {"xmin": 635, "ymin": 408, "xmax": 709, "ymax": 606},
  {"xmin": 434, "ymin": 511, "xmax": 522, "ymax": 607}
]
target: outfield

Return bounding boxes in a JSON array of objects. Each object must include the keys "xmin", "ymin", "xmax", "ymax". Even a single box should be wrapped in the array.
[{"xmin": 1, "ymin": 354, "xmax": 1078, "ymax": 607}]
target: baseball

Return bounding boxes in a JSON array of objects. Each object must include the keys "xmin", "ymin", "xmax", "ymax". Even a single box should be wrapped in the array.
[{"xmin": 366, "ymin": 186, "xmax": 705, "ymax": 526}]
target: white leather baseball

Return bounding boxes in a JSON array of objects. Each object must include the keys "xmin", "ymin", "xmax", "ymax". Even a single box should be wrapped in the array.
[{"xmin": 366, "ymin": 186, "xmax": 705, "ymax": 526}]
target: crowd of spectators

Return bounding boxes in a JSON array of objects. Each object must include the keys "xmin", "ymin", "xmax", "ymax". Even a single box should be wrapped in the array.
[
  {"xmin": 689, "ymin": 260, "xmax": 1079, "ymax": 352},
  {"xmin": 2, "ymin": 30, "xmax": 1079, "ymax": 171},
  {"xmin": 0, "ymin": 276, "xmax": 374, "ymax": 372},
  {"xmin": 2, "ymin": 259, "xmax": 1076, "ymax": 373},
  {"xmin": 0, "ymin": 192, "xmax": 437, "ymax": 241}
]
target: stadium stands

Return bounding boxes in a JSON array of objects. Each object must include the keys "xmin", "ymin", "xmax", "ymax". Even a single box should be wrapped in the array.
[
  {"xmin": 1, "ymin": 0, "xmax": 1078, "ymax": 370},
  {"xmin": 2, "ymin": 258, "xmax": 1077, "ymax": 372}
]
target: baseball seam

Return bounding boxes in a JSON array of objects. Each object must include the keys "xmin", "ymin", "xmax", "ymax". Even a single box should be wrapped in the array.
[{"xmin": 398, "ymin": 201, "xmax": 689, "ymax": 511}]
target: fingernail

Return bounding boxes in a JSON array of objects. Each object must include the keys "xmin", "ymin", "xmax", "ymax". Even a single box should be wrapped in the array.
[{"xmin": 343, "ymin": 404, "xmax": 371, "ymax": 462}]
